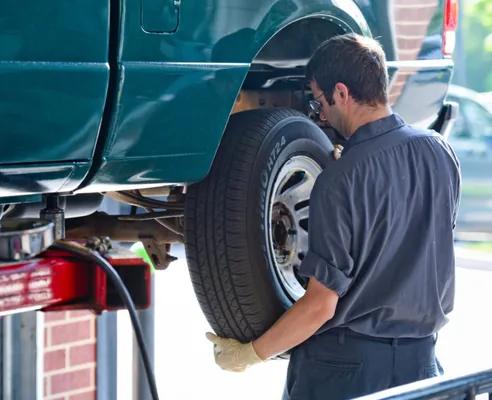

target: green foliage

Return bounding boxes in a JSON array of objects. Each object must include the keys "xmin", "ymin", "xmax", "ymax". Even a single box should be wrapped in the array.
[
  {"xmin": 464, "ymin": 241, "xmax": 492, "ymax": 254},
  {"xmin": 471, "ymin": 0, "xmax": 492, "ymax": 27},
  {"xmin": 460, "ymin": 0, "xmax": 492, "ymax": 91}
]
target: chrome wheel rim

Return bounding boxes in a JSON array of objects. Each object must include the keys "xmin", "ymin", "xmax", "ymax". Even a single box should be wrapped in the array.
[{"xmin": 267, "ymin": 156, "xmax": 322, "ymax": 300}]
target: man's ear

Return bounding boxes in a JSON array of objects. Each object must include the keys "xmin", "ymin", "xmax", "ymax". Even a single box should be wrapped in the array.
[{"xmin": 334, "ymin": 83, "xmax": 350, "ymax": 105}]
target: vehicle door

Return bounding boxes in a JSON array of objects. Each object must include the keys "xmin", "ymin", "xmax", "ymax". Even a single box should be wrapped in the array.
[{"xmin": 0, "ymin": 0, "xmax": 110, "ymax": 195}]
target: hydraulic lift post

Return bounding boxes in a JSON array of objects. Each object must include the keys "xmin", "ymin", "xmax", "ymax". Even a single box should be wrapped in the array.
[{"xmin": 1, "ymin": 310, "xmax": 44, "ymax": 400}]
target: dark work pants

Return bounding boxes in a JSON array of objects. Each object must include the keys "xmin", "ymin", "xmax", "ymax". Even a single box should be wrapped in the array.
[{"xmin": 282, "ymin": 328, "xmax": 440, "ymax": 400}]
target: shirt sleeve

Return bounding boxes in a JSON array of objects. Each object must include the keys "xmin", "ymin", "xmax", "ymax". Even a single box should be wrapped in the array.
[{"xmin": 298, "ymin": 176, "xmax": 354, "ymax": 297}]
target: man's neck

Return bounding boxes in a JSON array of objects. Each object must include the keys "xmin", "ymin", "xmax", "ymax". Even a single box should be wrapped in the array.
[{"xmin": 346, "ymin": 104, "xmax": 392, "ymax": 138}]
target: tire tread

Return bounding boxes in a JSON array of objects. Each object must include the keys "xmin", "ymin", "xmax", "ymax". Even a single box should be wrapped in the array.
[{"xmin": 185, "ymin": 108, "xmax": 308, "ymax": 341}]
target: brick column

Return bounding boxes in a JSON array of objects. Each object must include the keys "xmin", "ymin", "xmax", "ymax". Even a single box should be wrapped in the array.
[
  {"xmin": 43, "ymin": 311, "xmax": 97, "ymax": 400},
  {"xmin": 389, "ymin": 0, "xmax": 440, "ymax": 106}
]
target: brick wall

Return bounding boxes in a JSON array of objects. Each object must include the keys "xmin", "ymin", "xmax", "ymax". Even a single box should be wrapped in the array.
[
  {"xmin": 389, "ymin": 0, "xmax": 439, "ymax": 105},
  {"xmin": 44, "ymin": 311, "xmax": 97, "ymax": 400}
]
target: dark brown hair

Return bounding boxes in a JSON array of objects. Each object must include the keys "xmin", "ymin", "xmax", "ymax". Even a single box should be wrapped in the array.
[{"xmin": 305, "ymin": 33, "xmax": 389, "ymax": 107}]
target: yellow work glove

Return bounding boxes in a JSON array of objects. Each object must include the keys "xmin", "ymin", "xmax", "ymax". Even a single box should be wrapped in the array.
[{"xmin": 206, "ymin": 332, "xmax": 265, "ymax": 372}]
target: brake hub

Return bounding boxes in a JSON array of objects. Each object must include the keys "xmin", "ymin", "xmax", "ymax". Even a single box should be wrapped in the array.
[{"xmin": 271, "ymin": 203, "xmax": 296, "ymax": 264}]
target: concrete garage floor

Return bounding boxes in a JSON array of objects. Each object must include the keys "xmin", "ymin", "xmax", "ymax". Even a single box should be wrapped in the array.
[{"xmin": 116, "ymin": 245, "xmax": 492, "ymax": 400}]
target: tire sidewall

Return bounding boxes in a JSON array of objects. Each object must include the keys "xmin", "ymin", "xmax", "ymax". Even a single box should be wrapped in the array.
[{"xmin": 247, "ymin": 115, "xmax": 335, "ymax": 313}]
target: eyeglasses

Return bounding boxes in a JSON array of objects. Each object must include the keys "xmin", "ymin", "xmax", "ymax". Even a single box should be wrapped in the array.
[{"xmin": 309, "ymin": 92, "xmax": 324, "ymax": 115}]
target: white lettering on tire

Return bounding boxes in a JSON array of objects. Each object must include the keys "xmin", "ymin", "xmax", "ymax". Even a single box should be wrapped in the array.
[{"xmin": 260, "ymin": 136, "xmax": 287, "ymax": 231}]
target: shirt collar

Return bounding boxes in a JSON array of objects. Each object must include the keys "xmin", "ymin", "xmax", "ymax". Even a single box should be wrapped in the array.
[{"xmin": 341, "ymin": 113, "xmax": 406, "ymax": 155}]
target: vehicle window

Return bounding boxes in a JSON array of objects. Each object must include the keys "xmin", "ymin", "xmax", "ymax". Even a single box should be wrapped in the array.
[
  {"xmin": 453, "ymin": 113, "xmax": 470, "ymax": 138},
  {"xmin": 460, "ymin": 98, "xmax": 492, "ymax": 139}
]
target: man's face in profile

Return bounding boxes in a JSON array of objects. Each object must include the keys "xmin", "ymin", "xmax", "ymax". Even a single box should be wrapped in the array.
[{"xmin": 310, "ymin": 80, "xmax": 347, "ymax": 138}]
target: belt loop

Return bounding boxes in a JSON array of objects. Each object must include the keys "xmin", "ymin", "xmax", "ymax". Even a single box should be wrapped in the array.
[
  {"xmin": 338, "ymin": 330, "xmax": 346, "ymax": 345},
  {"xmin": 392, "ymin": 338, "xmax": 398, "ymax": 348}
]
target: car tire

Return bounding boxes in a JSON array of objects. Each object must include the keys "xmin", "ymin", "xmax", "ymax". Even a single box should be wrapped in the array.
[{"xmin": 184, "ymin": 108, "xmax": 334, "ymax": 343}]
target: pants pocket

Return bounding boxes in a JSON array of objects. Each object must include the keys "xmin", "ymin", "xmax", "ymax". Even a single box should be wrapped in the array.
[
  {"xmin": 290, "ymin": 358, "xmax": 364, "ymax": 400},
  {"xmin": 420, "ymin": 363, "xmax": 439, "ymax": 380},
  {"xmin": 313, "ymin": 358, "xmax": 363, "ymax": 372}
]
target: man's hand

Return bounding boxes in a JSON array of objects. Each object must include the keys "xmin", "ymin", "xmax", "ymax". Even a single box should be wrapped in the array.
[
  {"xmin": 333, "ymin": 144, "xmax": 343, "ymax": 160},
  {"xmin": 206, "ymin": 279, "xmax": 339, "ymax": 372},
  {"xmin": 206, "ymin": 332, "xmax": 265, "ymax": 372}
]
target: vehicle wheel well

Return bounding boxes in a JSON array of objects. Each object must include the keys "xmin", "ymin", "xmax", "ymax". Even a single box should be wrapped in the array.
[
  {"xmin": 232, "ymin": 18, "xmax": 347, "ymax": 115},
  {"xmin": 253, "ymin": 17, "xmax": 348, "ymax": 70}
]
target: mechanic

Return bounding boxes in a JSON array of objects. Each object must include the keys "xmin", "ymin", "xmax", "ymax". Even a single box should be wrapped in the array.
[{"xmin": 206, "ymin": 33, "xmax": 461, "ymax": 400}]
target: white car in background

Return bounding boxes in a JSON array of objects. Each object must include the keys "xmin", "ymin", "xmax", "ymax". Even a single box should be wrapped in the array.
[
  {"xmin": 482, "ymin": 91, "xmax": 492, "ymax": 110},
  {"xmin": 446, "ymin": 85, "xmax": 492, "ymax": 236}
]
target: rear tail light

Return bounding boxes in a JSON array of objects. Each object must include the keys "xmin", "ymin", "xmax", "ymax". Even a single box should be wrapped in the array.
[{"xmin": 443, "ymin": 0, "xmax": 458, "ymax": 57}]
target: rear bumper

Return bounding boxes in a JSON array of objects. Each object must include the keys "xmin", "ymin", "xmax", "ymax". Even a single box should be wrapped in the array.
[{"xmin": 430, "ymin": 101, "xmax": 459, "ymax": 139}]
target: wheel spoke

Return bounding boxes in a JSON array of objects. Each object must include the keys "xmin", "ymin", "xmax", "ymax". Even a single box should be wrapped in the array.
[
  {"xmin": 294, "ymin": 254, "xmax": 304, "ymax": 266},
  {"xmin": 279, "ymin": 175, "xmax": 314, "ymax": 210},
  {"xmin": 294, "ymin": 205, "xmax": 309, "ymax": 223},
  {"xmin": 268, "ymin": 156, "xmax": 322, "ymax": 301},
  {"xmin": 298, "ymin": 228, "xmax": 309, "ymax": 251}
]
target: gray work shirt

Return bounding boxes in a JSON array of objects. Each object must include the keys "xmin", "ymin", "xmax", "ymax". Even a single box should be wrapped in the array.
[{"xmin": 299, "ymin": 113, "xmax": 461, "ymax": 339}]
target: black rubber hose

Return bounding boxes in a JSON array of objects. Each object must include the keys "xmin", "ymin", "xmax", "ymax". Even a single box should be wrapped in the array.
[{"xmin": 51, "ymin": 241, "xmax": 160, "ymax": 400}]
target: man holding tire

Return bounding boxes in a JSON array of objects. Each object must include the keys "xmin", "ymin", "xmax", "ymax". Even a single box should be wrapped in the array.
[{"xmin": 206, "ymin": 33, "xmax": 461, "ymax": 400}]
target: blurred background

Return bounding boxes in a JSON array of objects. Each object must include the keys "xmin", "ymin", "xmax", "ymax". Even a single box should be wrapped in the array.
[{"xmin": 448, "ymin": 0, "xmax": 492, "ymax": 247}]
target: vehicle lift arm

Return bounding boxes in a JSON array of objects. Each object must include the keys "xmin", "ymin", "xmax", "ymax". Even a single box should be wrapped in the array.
[{"xmin": 0, "ymin": 211, "xmax": 158, "ymax": 399}]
